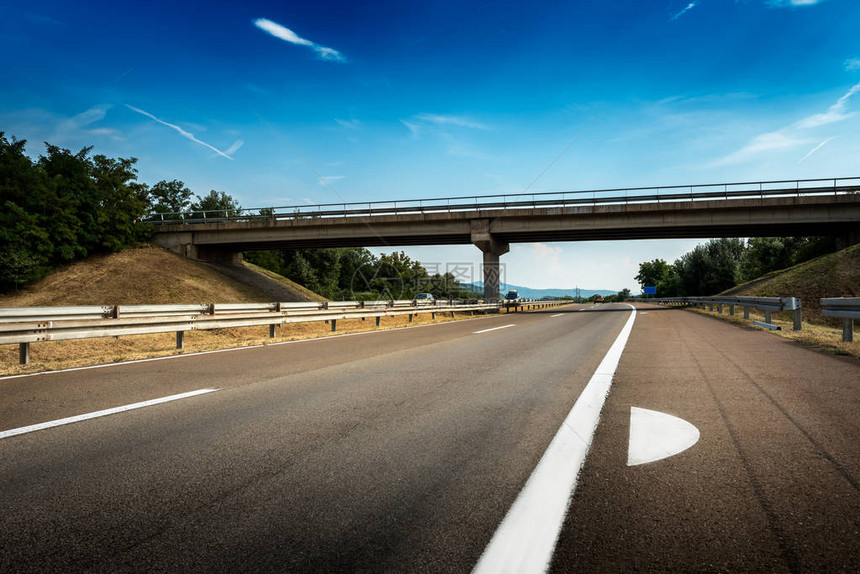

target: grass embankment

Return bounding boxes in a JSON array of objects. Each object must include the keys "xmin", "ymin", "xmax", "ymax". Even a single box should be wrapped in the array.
[
  {"xmin": 0, "ymin": 245, "xmax": 504, "ymax": 376},
  {"xmin": 692, "ymin": 243, "xmax": 860, "ymax": 358}
]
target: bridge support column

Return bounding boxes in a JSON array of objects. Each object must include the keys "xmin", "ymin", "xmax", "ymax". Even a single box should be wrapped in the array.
[
  {"xmin": 471, "ymin": 220, "xmax": 509, "ymax": 303},
  {"xmin": 836, "ymin": 228, "xmax": 860, "ymax": 250}
]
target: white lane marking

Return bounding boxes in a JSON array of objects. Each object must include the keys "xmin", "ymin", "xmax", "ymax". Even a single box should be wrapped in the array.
[
  {"xmin": 0, "ymin": 388, "xmax": 219, "ymax": 440},
  {"xmin": 627, "ymin": 407, "xmax": 700, "ymax": 466},
  {"xmin": 473, "ymin": 304, "xmax": 636, "ymax": 574},
  {"xmin": 473, "ymin": 324, "xmax": 516, "ymax": 334},
  {"xmin": 550, "ymin": 313, "xmax": 565, "ymax": 318}
]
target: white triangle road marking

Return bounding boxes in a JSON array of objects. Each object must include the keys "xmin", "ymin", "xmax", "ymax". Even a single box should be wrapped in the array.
[{"xmin": 627, "ymin": 407, "xmax": 700, "ymax": 466}]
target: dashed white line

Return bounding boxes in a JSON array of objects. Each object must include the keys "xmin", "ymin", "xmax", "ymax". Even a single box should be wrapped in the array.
[
  {"xmin": 473, "ymin": 304, "xmax": 636, "ymax": 574},
  {"xmin": 0, "ymin": 388, "xmax": 219, "ymax": 440},
  {"xmin": 473, "ymin": 324, "xmax": 516, "ymax": 334},
  {"xmin": 550, "ymin": 313, "xmax": 565, "ymax": 318}
]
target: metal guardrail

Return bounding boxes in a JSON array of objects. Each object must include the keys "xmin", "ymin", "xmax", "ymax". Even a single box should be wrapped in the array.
[
  {"xmin": 145, "ymin": 177, "xmax": 860, "ymax": 225},
  {"xmin": 821, "ymin": 298, "xmax": 860, "ymax": 342},
  {"xmin": 3, "ymin": 299, "xmax": 566, "ymax": 366},
  {"xmin": 633, "ymin": 296, "xmax": 803, "ymax": 331}
]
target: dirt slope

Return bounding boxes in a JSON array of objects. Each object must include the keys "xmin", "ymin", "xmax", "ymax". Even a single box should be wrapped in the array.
[
  {"xmin": 0, "ymin": 245, "xmax": 324, "ymax": 306},
  {"xmin": 722, "ymin": 243, "xmax": 860, "ymax": 326}
]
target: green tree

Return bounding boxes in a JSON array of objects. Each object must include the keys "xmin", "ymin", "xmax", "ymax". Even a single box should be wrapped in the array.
[
  {"xmin": 150, "ymin": 179, "xmax": 193, "ymax": 217},
  {"xmin": 90, "ymin": 154, "xmax": 151, "ymax": 251},
  {"xmin": 190, "ymin": 190, "xmax": 242, "ymax": 218}
]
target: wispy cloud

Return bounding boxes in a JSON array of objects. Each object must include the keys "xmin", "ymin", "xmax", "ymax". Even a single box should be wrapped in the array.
[
  {"xmin": 318, "ymin": 175, "xmax": 344, "ymax": 187},
  {"xmin": 55, "ymin": 105, "xmax": 123, "ymax": 142},
  {"xmin": 793, "ymin": 81, "xmax": 860, "ymax": 129},
  {"xmin": 670, "ymin": 2, "xmax": 697, "ymax": 21},
  {"xmin": 225, "ymin": 140, "xmax": 244, "ymax": 155},
  {"xmin": 798, "ymin": 137, "xmax": 834, "ymax": 163},
  {"xmin": 254, "ymin": 18, "xmax": 345, "ymax": 62},
  {"xmin": 335, "ymin": 118, "xmax": 363, "ymax": 130},
  {"xmin": 713, "ymin": 82, "xmax": 860, "ymax": 165},
  {"xmin": 845, "ymin": 59, "xmax": 860, "ymax": 71},
  {"xmin": 766, "ymin": 0, "xmax": 826, "ymax": 7},
  {"xmin": 413, "ymin": 113, "xmax": 490, "ymax": 130},
  {"xmin": 126, "ymin": 105, "xmax": 236, "ymax": 160}
]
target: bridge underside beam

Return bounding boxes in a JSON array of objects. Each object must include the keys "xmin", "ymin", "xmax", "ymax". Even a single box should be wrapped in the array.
[{"xmin": 152, "ymin": 195, "xmax": 860, "ymax": 255}]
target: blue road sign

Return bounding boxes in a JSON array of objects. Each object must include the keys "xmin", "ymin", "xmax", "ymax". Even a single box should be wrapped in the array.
[{"xmin": 644, "ymin": 286, "xmax": 657, "ymax": 295}]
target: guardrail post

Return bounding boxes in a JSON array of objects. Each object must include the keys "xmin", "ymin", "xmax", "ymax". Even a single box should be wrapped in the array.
[
  {"xmin": 709, "ymin": 303, "xmax": 714, "ymax": 311},
  {"xmin": 793, "ymin": 308, "xmax": 802, "ymax": 331},
  {"xmin": 376, "ymin": 316, "xmax": 381, "ymax": 327},
  {"xmin": 764, "ymin": 310, "xmax": 772, "ymax": 324},
  {"xmin": 717, "ymin": 304, "xmax": 722, "ymax": 314},
  {"xmin": 729, "ymin": 305, "xmax": 735, "ymax": 316},
  {"xmin": 176, "ymin": 331, "xmax": 184, "ymax": 349},
  {"xmin": 431, "ymin": 312, "xmax": 436, "ymax": 320},
  {"xmin": 409, "ymin": 314, "xmax": 414, "ymax": 323},
  {"xmin": 744, "ymin": 307, "xmax": 750, "ymax": 319},
  {"xmin": 19, "ymin": 342, "xmax": 30, "ymax": 365},
  {"xmin": 269, "ymin": 324, "xmax": 276, "ymax": 338},
  {"xmin": 331, "ymin": 319, "xmax": 337, "ymax": 332},
  {"xmin": 844, "ymin": 318, "xmax": 854, "ymax": 342}
]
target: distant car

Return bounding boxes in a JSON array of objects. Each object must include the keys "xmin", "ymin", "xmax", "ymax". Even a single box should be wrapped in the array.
[
  {"xmin": 594, "ymin": 295, "xmax": 604, "ymax": 303},
  {"xmin": 412, "ymin": 293, "xmax": 435, "ymax": 305}
]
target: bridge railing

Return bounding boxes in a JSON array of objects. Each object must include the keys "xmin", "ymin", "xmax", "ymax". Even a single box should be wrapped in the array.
[
  {"xmin": 633, "ymin": 296, "xmax": 803, "ymax": 331},
  {"xmin": 2, "ymin": 299, "xmax": 567, "ymax": 366},
  {"xmin": 145, "ymin": 177, "xmax": 860, "ymax": 225},
  {"xmin": 821, "ymin": 298, "xmax": 860, "ymax": 342}
]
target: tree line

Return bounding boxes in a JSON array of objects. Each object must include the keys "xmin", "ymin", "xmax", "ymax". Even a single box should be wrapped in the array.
[
  {"xmin": 244, "ymin": 248, "xmax": 480, "ymax": 301},
  {"xmin": 0, "ymin": 133, "xmax": 481, "ymax": 299},
  {"xmin": 635, "ymin": 236, "xmax": 836, "ymax": 297},
  {"xmin": 0, "ymin": 133, "xmax": 253, "ymax": 291}
]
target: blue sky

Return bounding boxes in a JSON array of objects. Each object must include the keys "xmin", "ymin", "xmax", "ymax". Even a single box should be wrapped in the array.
[{"xmin": 3, "ymin": 0, "xmax": 859, "ymax": 291}]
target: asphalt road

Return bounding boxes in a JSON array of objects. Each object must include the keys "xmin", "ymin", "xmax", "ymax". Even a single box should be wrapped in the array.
[
  {"xmin": 1, "ymin": 303, "xmax": 627, "ymax": 572},
  {"xmin": 2, "ymin": 303, "xmax": 858, "ymax": 572}
]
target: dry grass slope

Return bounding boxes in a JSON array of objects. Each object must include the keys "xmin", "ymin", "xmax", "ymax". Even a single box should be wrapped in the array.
[
  {"xmin": 722, "ymin": 243, "xmax": 860, "ymax": 327},
  {"xmin": 0, "ymin": 244, "xmax": 313, "ymax": 306},
  {"xmin": 0, "ymin": 245, "xmax": 505, "ymax": 375}
]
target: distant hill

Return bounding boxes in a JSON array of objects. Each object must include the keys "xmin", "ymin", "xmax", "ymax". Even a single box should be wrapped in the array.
[
  {"xmin": 464, "ymin": 282, "xmax": 616, "ymax": 299},
  {"xmin": 0, "ymin": 244, "xmax": 326, "ymax": 306},
  {"xmin": 721, "ymin": 243, "xmax": 859, "ymax": 327}
]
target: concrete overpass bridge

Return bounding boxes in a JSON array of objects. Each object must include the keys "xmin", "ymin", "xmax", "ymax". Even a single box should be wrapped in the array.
[{"xmin": 151, "ymin": 178, "xmax": 860, "ymax": 301}]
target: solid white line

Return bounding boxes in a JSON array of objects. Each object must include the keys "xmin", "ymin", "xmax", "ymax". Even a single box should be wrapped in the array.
[
  {"xmin": 473, "ymin": 304, "xmax": 636, "ymax": 574},
  {"xmin": 0, "ymin": 388, "xmax": 219, "ymax": 440},
  {"xmin": 550, "ymin": 313, "xmax": 565, "ymax": 318},
  {"xmin": 473, "ymin": 324, "xmax": 516, "ymax": 334}
]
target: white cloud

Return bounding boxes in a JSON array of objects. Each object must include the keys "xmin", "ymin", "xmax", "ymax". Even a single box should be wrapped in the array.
[
  {"xmin": 225, "ymin": 140, "xmax": 244, "ymax": 155},
  {"xmin": 794, "ymin": 81, "xmax": 860, "ymax": 128},
  {"xmin": 413, "ymin": 113, "xmax": 489, "ymax": 130},
  {"xmin": 714, "ymin": 131, "xmax": 806, "ymax": 165},
  {"xmin": 254, "ymin": 18, "xmax": 345, "ymax": 62},
  {"xmin": 670, "ymin": 2, "xmax": 697, "ymax": 22},
  {"xmin": 798, "ymin": 137, "xmax": 834, "ymax": 163},
  {"xmin": 336, "ymin": 118, "xmax": 363, "ymax": 130},
  {"xmin": 766, "ymin": 0, "xmax": 826, "ymax": 7},
  {"xmin": 400, "ymin": 120, "xmax": 420, "ymax": 136},
  {"xmin": 318, "ymin": 175, "xmax": 344, "ymax": 186},
  {"xmin": 845, "ymin": 59, "xmax": 860, "ymax": 71},
  {"xmin": 713, "ymin": 81, "xmax": 860, "ymax": 165},
  {"xmin": 125, "ymin": 105, "xmax": 236, "ymax": 160}
]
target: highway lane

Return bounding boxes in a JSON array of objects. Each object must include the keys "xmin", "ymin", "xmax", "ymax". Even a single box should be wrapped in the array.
[
  {"xmin": 551, "ymin": 305, "xmax": 860, "ymax": 573},
  {"xmin": 0, "ymin": 303, "xmax": 631, "ymax": 572}
]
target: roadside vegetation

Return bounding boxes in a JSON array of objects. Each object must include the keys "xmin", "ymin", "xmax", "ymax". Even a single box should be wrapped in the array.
[
  {"xmin": 634, "ymin": 236, "xmax": 838, "ymax": 298},
  {"xmin": 637, "ymin": 242, "xmax": 859, "ymax": 358}
]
